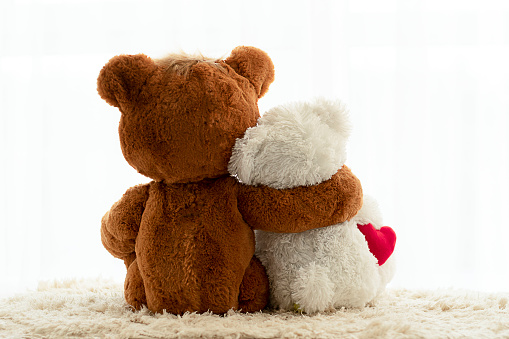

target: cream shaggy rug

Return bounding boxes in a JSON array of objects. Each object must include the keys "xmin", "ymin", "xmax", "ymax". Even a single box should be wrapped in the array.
[{"xmin": 0, "ymin": 278, "xmax": 508, "ymax": 339}]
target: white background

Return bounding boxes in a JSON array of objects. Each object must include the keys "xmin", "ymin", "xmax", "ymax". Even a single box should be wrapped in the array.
[{"xmin": 1, "ymin": 0, "xmax": 509, "ymax": 297}]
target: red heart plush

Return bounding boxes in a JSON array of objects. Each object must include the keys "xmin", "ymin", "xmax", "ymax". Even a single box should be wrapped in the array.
[{"xmin": 357, "ymin": 223, "xmax": 396, "ymax": 266}]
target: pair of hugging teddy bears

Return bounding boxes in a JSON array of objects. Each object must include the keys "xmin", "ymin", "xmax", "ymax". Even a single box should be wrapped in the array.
[{"xmin": 98, "ymin": 46, "xmax": 396, "ymax": 315}]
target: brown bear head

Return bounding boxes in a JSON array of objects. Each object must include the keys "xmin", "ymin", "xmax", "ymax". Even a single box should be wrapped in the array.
[{"xmin": 97, "ymin": 46, "xmax": 275, "ymax": 183}]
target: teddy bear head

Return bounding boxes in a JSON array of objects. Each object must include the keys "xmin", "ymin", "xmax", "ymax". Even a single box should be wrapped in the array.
[
  {"xmin": 229, "ymin": 98, "xmax": 352, "ymax": 189},
  {"xmin": 97, "ymin": 46, "xmax": 275, "ymax": 183}
]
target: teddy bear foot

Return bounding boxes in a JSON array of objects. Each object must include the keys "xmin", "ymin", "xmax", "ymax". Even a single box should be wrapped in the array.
[
  {"xmin": 238, "ymin": 257, "xmax": 270, "ymax": 313},
  {"xmin": 124, "ymin": 258, "xmax": 147, "ymax": 311}
]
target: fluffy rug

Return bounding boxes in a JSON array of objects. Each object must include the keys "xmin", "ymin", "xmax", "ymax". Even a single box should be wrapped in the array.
[{"xmin": 0, "ymin": 279, "xmax": 508, "ymax": 338}]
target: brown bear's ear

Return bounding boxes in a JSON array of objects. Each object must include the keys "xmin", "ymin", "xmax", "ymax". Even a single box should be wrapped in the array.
[
  {"xmin": 97, "ymin": 54, "xmax": 157, "ymax": 108},
  {"xmin": 225, "ymin": 46, "xmax": 275, "ymax": 98}
]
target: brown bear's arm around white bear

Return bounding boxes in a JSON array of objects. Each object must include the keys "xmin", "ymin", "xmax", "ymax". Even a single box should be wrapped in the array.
[
  {"xmin": 237, "ymin": 166, "xmax": 363, "ymax": 233},
  {"xmin": 101, "ymin": 183, "xmax": 150, "ymax": 268}
]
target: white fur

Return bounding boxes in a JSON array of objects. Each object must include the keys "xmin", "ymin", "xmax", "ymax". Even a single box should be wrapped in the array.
[
  {"xmin": 255, "ymin": 198, "xmax": 395, "ymax": 313},
  {"xmin": 229, "ymin": 98, "xmax": 351, "ymax": 189},
  {"xmin": 229, "ymin": 98, "xmax": 396, "ymax": 313}
]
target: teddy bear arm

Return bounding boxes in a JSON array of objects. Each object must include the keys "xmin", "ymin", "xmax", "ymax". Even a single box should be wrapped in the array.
[
  {"xmin": 100, "ymin": 183, "xmax": 150, "ymax": 264},
  {"xmin": 100, "ymin": 221, "xmax": 136, "ymax": 268},
  {"xmin": 237, "ymin": 168, "xmax": 363, "ymax": 233}
]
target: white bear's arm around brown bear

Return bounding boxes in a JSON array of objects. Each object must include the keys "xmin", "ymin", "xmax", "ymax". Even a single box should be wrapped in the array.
[
  {"xmin": 101, "ymin": 183, "xmax": 150, "ymax": 268},
  {"xmin": 236, "ymin": 166, "xmax": 363, "ymax": 233}
]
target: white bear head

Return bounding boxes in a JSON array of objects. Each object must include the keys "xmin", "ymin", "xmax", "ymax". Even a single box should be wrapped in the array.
[{"xmin": 228, "ymin": 98, "xmax": 351, "ymax": 189}]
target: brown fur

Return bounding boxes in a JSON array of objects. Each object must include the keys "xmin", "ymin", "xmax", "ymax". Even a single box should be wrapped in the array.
[
  {"xmin": 154, "ymin": 52, "xmax": 224, "ymax": 77},
  {"xmin": 98, "ymin": 46, "xmax": 363, "ymax": 314}
]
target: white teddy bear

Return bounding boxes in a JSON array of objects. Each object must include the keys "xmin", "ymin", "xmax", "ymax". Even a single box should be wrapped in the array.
[{"xmin": 228, "ymin": 98, "xmax": 396, "ymax": 313}]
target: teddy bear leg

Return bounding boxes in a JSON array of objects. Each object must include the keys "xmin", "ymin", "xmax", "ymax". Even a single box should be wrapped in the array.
[
  {"xmin": 291, "ymin": 262, "xmax": 334, "ymax": 313},
  {"xmin": 238, "ymin": 256, "xmax": 269, "ymax": 313},
  {"xmin": 124, "ymin": 258, "xmax": 147, "ymax": 311}
]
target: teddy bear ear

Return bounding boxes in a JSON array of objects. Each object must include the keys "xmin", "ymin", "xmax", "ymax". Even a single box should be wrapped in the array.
[
  {"xmin": 225, "ymin": 46, "xmax": 275, "ymax": 98},
  {"xmin": 228, "ymin": 126, "xmax": 265, "ymax": 185},
  {"xmin": 97, "ymin": 54, "xmax": 157, "ymax": 108}
]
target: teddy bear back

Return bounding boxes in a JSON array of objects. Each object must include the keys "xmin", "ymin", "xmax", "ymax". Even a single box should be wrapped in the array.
[
  {"xmin": 97, "ymin": 46, "xmax": 275, "ymax": 184},
  {"xmin": 229, "ymin": 98, "xmax": 351, "ymax": 189}
]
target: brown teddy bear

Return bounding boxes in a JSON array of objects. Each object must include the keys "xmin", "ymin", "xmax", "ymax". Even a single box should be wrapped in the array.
[{"xmin": 97, "ymin": 46, "xmax": 363, "ymax": 315}]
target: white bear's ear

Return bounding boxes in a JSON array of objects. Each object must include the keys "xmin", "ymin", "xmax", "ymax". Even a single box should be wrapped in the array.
[
  {"xmin": 228, "ymin": 125, "xmax": 268, "ymax": 185},
  {"xmin": 228, "ymin": 97, "xmax": 352, "ymax": 189},
  {"xmin": 312, "ymin": 98, "xmax": 351, "ymax": 140}
]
